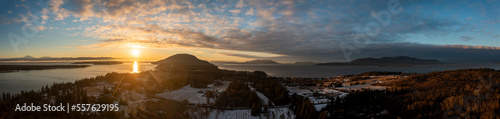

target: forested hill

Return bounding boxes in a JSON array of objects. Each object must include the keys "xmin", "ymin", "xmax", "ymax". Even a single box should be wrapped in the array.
[
  {"xmin": 324, "ymin": 68, "xmax": 500, "ymax": 119},
  {"xmin": 149, "ymin": 54, "xmax": 222, "ymax": 90},
  {"xmin": 152, "ymin": 54, "xmax": 219, "ymax": 72}
]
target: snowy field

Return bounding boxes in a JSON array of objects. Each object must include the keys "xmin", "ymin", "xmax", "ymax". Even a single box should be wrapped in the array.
[
  {"xmin": 248, "ymin": 85, "xmax": 271, "ymax": 105},
  {"xmin": 155, "ymin": 81, "xmax": 230, "ymax": 104},
  {"xmin": 314, "ymin": 104, "xmax": 328, "ymax": 111},
  {"xmin": 320, "ymin": 88, "xmax": 348, "ymax": 98},
  {"xmin": 286, "ymin": 86, "xmax": 339, "ymax": 105}
]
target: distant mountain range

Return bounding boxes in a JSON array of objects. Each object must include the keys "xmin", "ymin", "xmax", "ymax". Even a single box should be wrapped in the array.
[
  {"xmin": 71, "ymin": 61, "xmax": 123, "ymax": 65},
  {"xmin": 316, "ymin": 56, "xmax": 442, "ymax": 66},
  {"xmin": 0, "ymin": 55, "xmax": 115, "ymax": 61},
  {"xmin": 294, "ymin": 62, "xmax": 320, "ymax": 65},
  {"xmin": 212, "ymin": 60, "xmax": 280, "ymax": 64}
]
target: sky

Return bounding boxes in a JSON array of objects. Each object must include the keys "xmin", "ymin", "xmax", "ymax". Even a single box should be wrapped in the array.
[{"xmin": 0, "ymin": 0, "xmax": 499, "ymax": 63}]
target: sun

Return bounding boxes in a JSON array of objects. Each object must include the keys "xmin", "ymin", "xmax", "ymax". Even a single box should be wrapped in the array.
[{"xmin": 131, "ymin": 49, "xmax": 140, "ymax": 57}]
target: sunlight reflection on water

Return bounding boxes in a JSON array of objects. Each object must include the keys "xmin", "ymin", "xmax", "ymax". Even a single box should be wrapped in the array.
[
  {"xmin": 132, "ymin": 61, "xmax": 139, "ymax": 73},
  {"xmin": 0, "ymin": 61, "xmax": 156, "ymax": 94}
]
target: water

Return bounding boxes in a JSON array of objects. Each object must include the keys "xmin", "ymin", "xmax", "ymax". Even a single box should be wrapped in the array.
[
  {"xmin": 0, "ymin": 61, "xmax": 155, "ymax": 94},
  {"xmin": 215, "ymin": 63, "xmax": 500, "ymax": 77}
]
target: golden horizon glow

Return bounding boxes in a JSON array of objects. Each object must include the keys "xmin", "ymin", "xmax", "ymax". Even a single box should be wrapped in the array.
[{"xmin": 132, "ymin": 61, "xmax": 139, "ymax": 73}]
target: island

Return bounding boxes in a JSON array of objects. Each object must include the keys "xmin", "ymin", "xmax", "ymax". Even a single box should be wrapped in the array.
[
  {"xmin": 0, "ymin": 55, "xmax": 115, "ymax": 61},
  {"xmin": 294, "ymin": 61, "xmax": 319, "ymax": 65},
  {"xmin": 71, "ymin": 61, "xmax": 123, "ymax": 65},
  {"xmin": 316, "ymin": 56, "xmax": 441, "ymax": 66},
  {"xmin": 0, "ymin": 65, "xmax": 90, "ymax": 73},
  {"xmin": 244, "ymin": 60, "xmax": 279, "ymax": 64}
]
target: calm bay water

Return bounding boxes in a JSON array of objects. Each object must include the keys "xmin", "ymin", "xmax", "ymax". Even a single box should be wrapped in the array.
[
  {"xmin": 0, "ymin": 61, "xmax": 155, "ymax": 94},
  {"xmin": 1, "ymin": 61, "xmax": 499, "ymax": 94}
]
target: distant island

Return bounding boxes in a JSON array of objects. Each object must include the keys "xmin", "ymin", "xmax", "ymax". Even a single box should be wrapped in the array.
[
  {"xmin": 316, "ymin": 56, "xmax": 442, "ymax": 66},
  {"xmin": 294, "ymin": 62, "xmax": 319, "ymax": 65},
  {"xmin": 71, "ymin": 61, "xmax": 123, "ymax": 65},
  {"xmin": 0, "ymin": 55, "xmax": 115, "ymax": 61},
  {"xmin": 244, "ymin": 60, "xmax": 279, "ymax": 64},
  {"xmin": 0, "ymin": 65, "xmax": 90, "ymax": 73},
  {"xmin": 212, "ymin": 59, "xmax": 280, "ymax": 64}
]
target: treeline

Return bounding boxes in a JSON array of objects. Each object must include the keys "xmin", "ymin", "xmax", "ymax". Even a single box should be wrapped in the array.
[
  {"xmin": 214, "ymin": 70, "xmax": 291, "ymax": 116},
  {"xmin": 323, "ymin": 89, "xmax": 401, "ymax": 118},
  {"xmin": 154, "ymin": 61, "xmax": 222, "ymax": 90},
  {"xmin": 387, "ymin": 68, "xmax": 500, "ymax": 118},
  {"xmin": 252, "ymin": 78, "xmax": 290, "ymax": 105},
  {"xmin": 218, "ymin": 70, "xmax": 290, "ymax": 106},
  {"xmin": 281, "ymin": 77, "xmax": 329, "ymax": 86},
  {"xmin": 358, "ymin": 71, "xmax": 403, "ymax": 76},
  {"xmin": 289, "ymin": 93, "xmax": 322, "ymax": 119},
  {"xmin": 214, "ymin": 80, "xmax": 261, "ymax": 108}
]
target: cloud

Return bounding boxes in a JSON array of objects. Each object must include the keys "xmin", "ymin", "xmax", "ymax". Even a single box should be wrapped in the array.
[
  {"xmin": 35, "ymin": 26, "xmax": 47, "ymax": 31},
  {"xmin": 49, "ymin": 0, "xmax": 69, "ymax": 20},
  {"xmin": 0, "ymin": 16, "xmax": 12, "ymax": 25},
  {"xmin": 10, "ymin": 0, "xmax": 492, "ymax": 63},
  {"xmin": 440, "ymin": 44, "xmax": 500, "ymax": 50},
  {"xmin": 229, "ymin": 9, "xmax": 241, "ymax": 15},
  {"xmin": 217, "ymin": 52, "xmax": 263, "ymax": 59},
  {"xmin": 245, "ymin": 8, "xmax": 254, "ymax": 15},
  {"xmin": 460, "ymin": 36, "xmax": 474, "ymax": 41},
  {"xmin": 235, "ymin": 0, "xmax": 245, "ymax": 8}
]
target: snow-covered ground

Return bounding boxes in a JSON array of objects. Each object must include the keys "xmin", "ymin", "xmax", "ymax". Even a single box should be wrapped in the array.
[
  {"xmin": 287, "ymin": 86, "xmax": 340, "ymax": 104},
  {"xmin": 155, "ymin": 81, "xmax": 230, "ymax": 104},
  {"xmin": 320, "ymin": 88, "xmax": 348, "ymax": 98},
  {"xmin": 314, "ymin": 104, "xmax": 328, "ymax": 111},
  {"xmin": 248, "ymin": 85, "xmax": 271, "ymax": 105},
  {"xmin": 287, "ymin": 86, "xmax": 314, "ymax": 96}
]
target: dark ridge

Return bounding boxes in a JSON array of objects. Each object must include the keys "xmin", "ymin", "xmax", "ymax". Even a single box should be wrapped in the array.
[
  {"xmin": 316, "ymin": 56, "xmax": 441, "ymax": 66},
  {"xmin": 71, "ymin": 61, "xmax": 123, "ymax": 65},
  {"xmin": 0, "ymin": 55, "xmax": 115, "ymax": 61},
  {"xmin": 211, "ymin": 59, "xmax": 280, "ymax": 64},
  {"xmin": 294, "ymin": 62, "xmax": 319, "ymax": 65},
  {"xmin": 244, "ymin": 60, "xmax": 279, "ymax": 64},
  {"xmin": 0, "ymin": 65, "xmax": 90, "ymax": 73}
]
